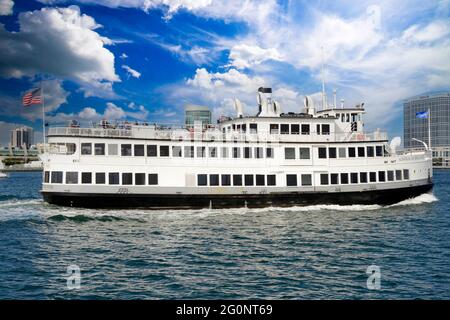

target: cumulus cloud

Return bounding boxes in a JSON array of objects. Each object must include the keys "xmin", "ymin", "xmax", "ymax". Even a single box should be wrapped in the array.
[
  {"xmin": 48, "ymin": 102, "xmax": 150, "ymax": 124},
  {"xmin": 228, "ymin": 44, "xmax": 282, "ymax": 69},
  {"xmin": 122, "ymin": 65, "xmax": 141, "ymax": 79},
  {"xmin": 0, "ymin": 0, "xmax": 13, "ymax": 15},
  {"xmin": 0, "ymin": 6, "xmax": 119, "ymax": 97}
]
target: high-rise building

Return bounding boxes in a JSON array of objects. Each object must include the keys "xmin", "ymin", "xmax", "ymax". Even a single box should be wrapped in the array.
[
  {"xmin": 185, "ymin": 105, "xmax": 211, "ymax": 129},
  {"xmin": 10, "ymin": 126, "xmax": 34, "ymax": 149},
  {"xmin": 404, "ymin": 92, "xmax": 450, "ymax": 168}
]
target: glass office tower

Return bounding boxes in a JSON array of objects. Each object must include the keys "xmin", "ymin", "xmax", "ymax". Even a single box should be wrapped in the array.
[{"xmin": 404, "ymin": 92, "xmax": 450, "ymax": 167}]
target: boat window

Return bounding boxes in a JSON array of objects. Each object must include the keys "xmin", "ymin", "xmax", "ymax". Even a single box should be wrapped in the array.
[
  {"xmin": 291, "ymin": 124, "xmax": 300, "ymax": 135},
  {"xmin": 358, "ymin": 147, "xmax": 365, "ymax": 157},
  {"xmin": 221, "ymin": 174, "xmax": 231, "ymax": 186},
  {"xmin": 122, "ymin": 173, "xmax": 133, "ymax": 185},
  {"xmin": 340, "ymin": 173, "xmax": 349, "ymax": 184},
  {"xmin": 375, "ymin": 146, "xmax": 383, "ymax": 157},
  {"xmin": 233, "ymin": 175, "xmax": 242, "ymax": 186},
  {"xmin": 299, "ymin": 147, "xmax": 310, "ymax": 160},
  {"xmin": 197, "ymin": 146, "xmax": 206, "ymax": 158},
  {"xmin": 346, "ymin": 114, "xmax": 350, "ymax": 122},
  {"xmin": 245, "ymin": 175, "xmax": 254, "ymax": 186},
  {"xmin": 350, "ymin": 173, "xmax": 358, "ymax": 184},
  {"xmin": 184, "ymin": 146, "xmax": 194, "ymax": 158},
  {"xmin": 51, "ymin": 171, "xmax": 63, "ymax": 184},
  {"xmin": 322, "ymin": 124, "xmax": 330, "ymax": 135},
  {"xmin": 341, "ymin": 114, "xmax": 345, "ymax": 122},
  {"xmin": 160, "ymin": 145, "xmax": 169, "ymax": 157},
  {"xmin": 369, "ymin": 172, "xmax": 377, "ymax": 182},
  {"xmin": 44, "ymin": 171, "xmax": 50, "ymax": 183},
  {"xmin": 209, "ymin": 147, "xmax": 217, "ymax": 158},
  {"xmin": 387, "ymin": 171, "xmax": 394, "ymax": 181},
  {"xmin": 328, "ymin": 147, "xmax": 337, "ymax": 159},
  {"xmin": 330, "ymin": 173, "xmax": 339, "ymax": 185},
  {"xmin": 66, "ymin": 172, "xmax": 78, "ymax": 184},
  {"xmin": 221, "ymin": 147, "xmax": 229, "ymax": 158},
  {"xmin": 96, "ymin": 173, "xmax": 105, "ymax": 184},
  {"xmin": 348, "ymin": 147, "xmax": 356, "ymax": 158},
  {"xmin": 94, "ymin": 143, "xmax": 105, "ymax": 155},
  {"xmin": 121, "ymin": 144, "xmax": 132, "ymax": 156},
  {"xmin": 301, "ymin": 174, "xmax": 312, "ymax": 186},
  {"xmin": 360, "ymin": 172, "xmax": 368, "ymax": 183},
  {"xmin": 255, "ymin": 147, "xmax": 263, "ymax": 159},
  {"xmin": 233, "ymin": 147, "xmax": 241, "ymax": 158},
  {"xmin": 285, "ymin": 148, "xmax": 296, "ymax": 159},
  {"xmin": 266, "ymin": 147, "xmax": 274, "ymax": 158},
  {"xmin": 172, "ymin": 146, "xmax": 182, "ymax": 157},
  {"xmin": 81, "ymin": 143, "xmax": 92, "ymax": 155},
  {"xmin": 286, "ymin": 174, "xmax": 297, "ymax": 186},
  {"xmin": 281, "ymin": 124, "xmax": 289, "ymax": 134},
  {"xmin": 134, "ymin": 145, "xmax": 145, "ymax": 157},
  {"xmin": 320, "ymin": 174, "xmax": 329, "ymax": 185},
  {"xmin": 210, "ymin": 174, "xmax": 219, "ymax": 186},
  {"xmin": 338, "ymin": 147, "xmax": 346, "ymax": 158},
  {"xmin": 250, "ymin": 123, "xmax": 257, "ymax": 133},
  {"xmin": 267, "ymin": 175, "xmax": 276, "ymax": 186},
  {"xmin": 147, "ymin": 145, "xmax": 157, "ymax": 157},
  {"xmin": 244, "ymin": 147, "xmax": 252, "ymax": 159},
  {"xmin": 109, "ymin": 173, "xmax": 119, "ymax": 185},
  {"xmin": 135, "ymin": 173, "xmax": 145, "ymax": 185},
  {"xmin": 318, "ymin": 147, "xmax": 327, "ymax": 159},
  {"xmin": 403, "ymin": 169, "xmax": 410, "ymax": 180},
  {"xmin": 270, "ymin": 124, "xmax": 279, "ymax": 134},
  {"xmin": 49, "ymin": 143, "xmax": 77, "ymax": 155},
  {"xmin": 82, "ymin": 172, "xmax": 92, "ymax": 184},
  {"xmin": 367, "ymin": 146, "xmax": 374, "ymax": 157},
  {"xmin": 108, "ymin": 144, "xmax": 118, "ymax": 156},
  {"xmin": 241, "ymin": 124, "xmax": 246, "ymax": 133},
  {"xmin": 148, "ymin": 174, "xmax": 158, "ymax": 185},
  {"xmin": 396, "ymin": 170, "xmax": 402, "ymax": 180},
  {"xmin": 316, "ymin": 124, "xmax": 321, "ymax": 135},
  {"xmin": 378, "ymin": 171, "xmax": 386, "ymax": 182},
  {"xmin": 256, "ymin": 175, "xmax": 265, "ymax": 186},
  {"xmin": 301, "ymin": 124, "xmax": 310, "ymax": 135}
]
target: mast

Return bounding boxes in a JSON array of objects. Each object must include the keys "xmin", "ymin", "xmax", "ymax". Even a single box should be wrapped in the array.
[{"xmin": 321, "ymin": 46, "xmax": 326, "ymax": 110}]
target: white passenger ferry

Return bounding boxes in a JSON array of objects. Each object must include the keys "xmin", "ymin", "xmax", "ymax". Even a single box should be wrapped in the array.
[{"xmin": 41, "ymin": 88, "xmax": 433, "ymax": 209}]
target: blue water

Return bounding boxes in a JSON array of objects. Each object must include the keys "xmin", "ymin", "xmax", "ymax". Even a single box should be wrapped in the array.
[{"xmin": 0, "ymin": 171, "xmax": 449, "ymax": 299}]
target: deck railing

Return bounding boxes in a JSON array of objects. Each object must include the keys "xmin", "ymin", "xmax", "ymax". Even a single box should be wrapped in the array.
[{"xmin": 47, "ymin": 126, "xmax": 388, "ymax": 143}]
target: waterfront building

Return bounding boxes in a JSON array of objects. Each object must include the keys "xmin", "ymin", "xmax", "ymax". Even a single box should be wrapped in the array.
[
  {"xmin": 10, "ymin": 126, "xmax": 34, "ymax": 149},
  {"xmin": 404, "ymin": 92, "xmax": 450, "ymax": 168},
  {"xmin": 185, "ymin": 105, "xmax": 211, "ymax": 129}
]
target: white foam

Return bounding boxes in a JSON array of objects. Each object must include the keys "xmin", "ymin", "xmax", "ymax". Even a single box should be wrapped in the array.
[
  {"xmin": 388, "ymin": 192, "xmax": 438, "ymax": 207},
  {"xmin": 0, "ymin": 199, "xmax": 43, "ymax": 208}
]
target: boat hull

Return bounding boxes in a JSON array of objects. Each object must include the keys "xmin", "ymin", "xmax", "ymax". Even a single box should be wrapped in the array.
[{"xmin": 42, "ymin": 183, "xmax": 433, "ymax": 209}]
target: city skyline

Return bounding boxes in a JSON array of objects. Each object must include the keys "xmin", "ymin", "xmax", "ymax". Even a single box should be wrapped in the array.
[{"xmin": 0, "ymin": 0, "xmax": 449, "ymax": 145}]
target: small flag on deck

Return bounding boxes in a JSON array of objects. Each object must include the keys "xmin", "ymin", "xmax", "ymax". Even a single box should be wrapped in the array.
[
  {"xmin": 416, "ymin": 111, "xmax": 428, "ymax": 119},
  {"xmin": 22, "ymin": 88, "xmax": 42, "ymax": 107}
]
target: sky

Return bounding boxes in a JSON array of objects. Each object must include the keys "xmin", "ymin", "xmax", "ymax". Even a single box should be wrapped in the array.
[{"xmin": 0, "ymin": 0, "xmax": 449, "ymax": 145}]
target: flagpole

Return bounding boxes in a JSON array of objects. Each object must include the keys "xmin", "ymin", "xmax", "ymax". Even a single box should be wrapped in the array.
[
  {"xmin": 428, "ymin": 107, "xmax": 431, "ymax": 151},
  {"xmin": 42, "ymin": 81, "xmax": 46, "ymax": 152}
]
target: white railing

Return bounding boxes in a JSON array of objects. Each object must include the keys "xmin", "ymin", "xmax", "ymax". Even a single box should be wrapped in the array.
[{"xmin": 47, "ymin": 126, "xmax": 388, "ymax": 143}]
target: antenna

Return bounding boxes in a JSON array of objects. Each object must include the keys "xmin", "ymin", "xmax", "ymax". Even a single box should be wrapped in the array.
[{"xmin": 321, "ymin": 46, "xmax": 325, "ymax": 110}]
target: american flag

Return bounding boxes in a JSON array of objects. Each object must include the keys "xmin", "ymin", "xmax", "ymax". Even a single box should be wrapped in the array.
[{"xmin": 22, "ymin": 88, "xmax": 42, "ymax": 107}]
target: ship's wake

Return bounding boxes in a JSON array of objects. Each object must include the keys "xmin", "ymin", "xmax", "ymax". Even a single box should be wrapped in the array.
[{"xmin": 0, "ymin": 192, "xmax": 439, "ymax": 223}]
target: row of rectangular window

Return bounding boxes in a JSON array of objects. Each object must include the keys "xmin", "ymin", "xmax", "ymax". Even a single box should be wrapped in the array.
[
  {"xmin": 317, "ymin": 146, "xmax": 384, "ymax": 159},
  {"xmin": 80, "ymin": 143, "xmax": 275, "ymax": 159},
  {"xmin": 317, "ymin": 169, "xmax": 409, "ymax": 186},
  {"xmin": 44, "ymin": 171, "xmax": 158, "ymax": 185},
  {"xmin": 197, "ymin": 174, "xmax": 276, "ymax": 187}
]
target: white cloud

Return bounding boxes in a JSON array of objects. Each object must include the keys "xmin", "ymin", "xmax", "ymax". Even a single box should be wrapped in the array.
[
  {"xmin": 0, "ymin": 0, "xmax": 13, "ymax": 16},
  {"xmin": 228, "ymin": 44, "xmax": 282, "ymax": 69},
  {"xmin": 122, "ymin": 65, "xmax": 141, "ymax": 79},
  {"xmin": 0, "ymin": 6, "xmax": 119, "ymax": 97},
  {"xmin": 120, "ymin": 53, "xmax": 128, "ymax": 59},
  {"xmin": 48, "ymin": 102, "xmax": 150, "ymax": 124}
]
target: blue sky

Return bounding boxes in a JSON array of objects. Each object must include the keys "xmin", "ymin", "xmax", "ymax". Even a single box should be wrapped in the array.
[{"xmin": 0, "ymin": 0, "xmax": 449, "ymax": 145}]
